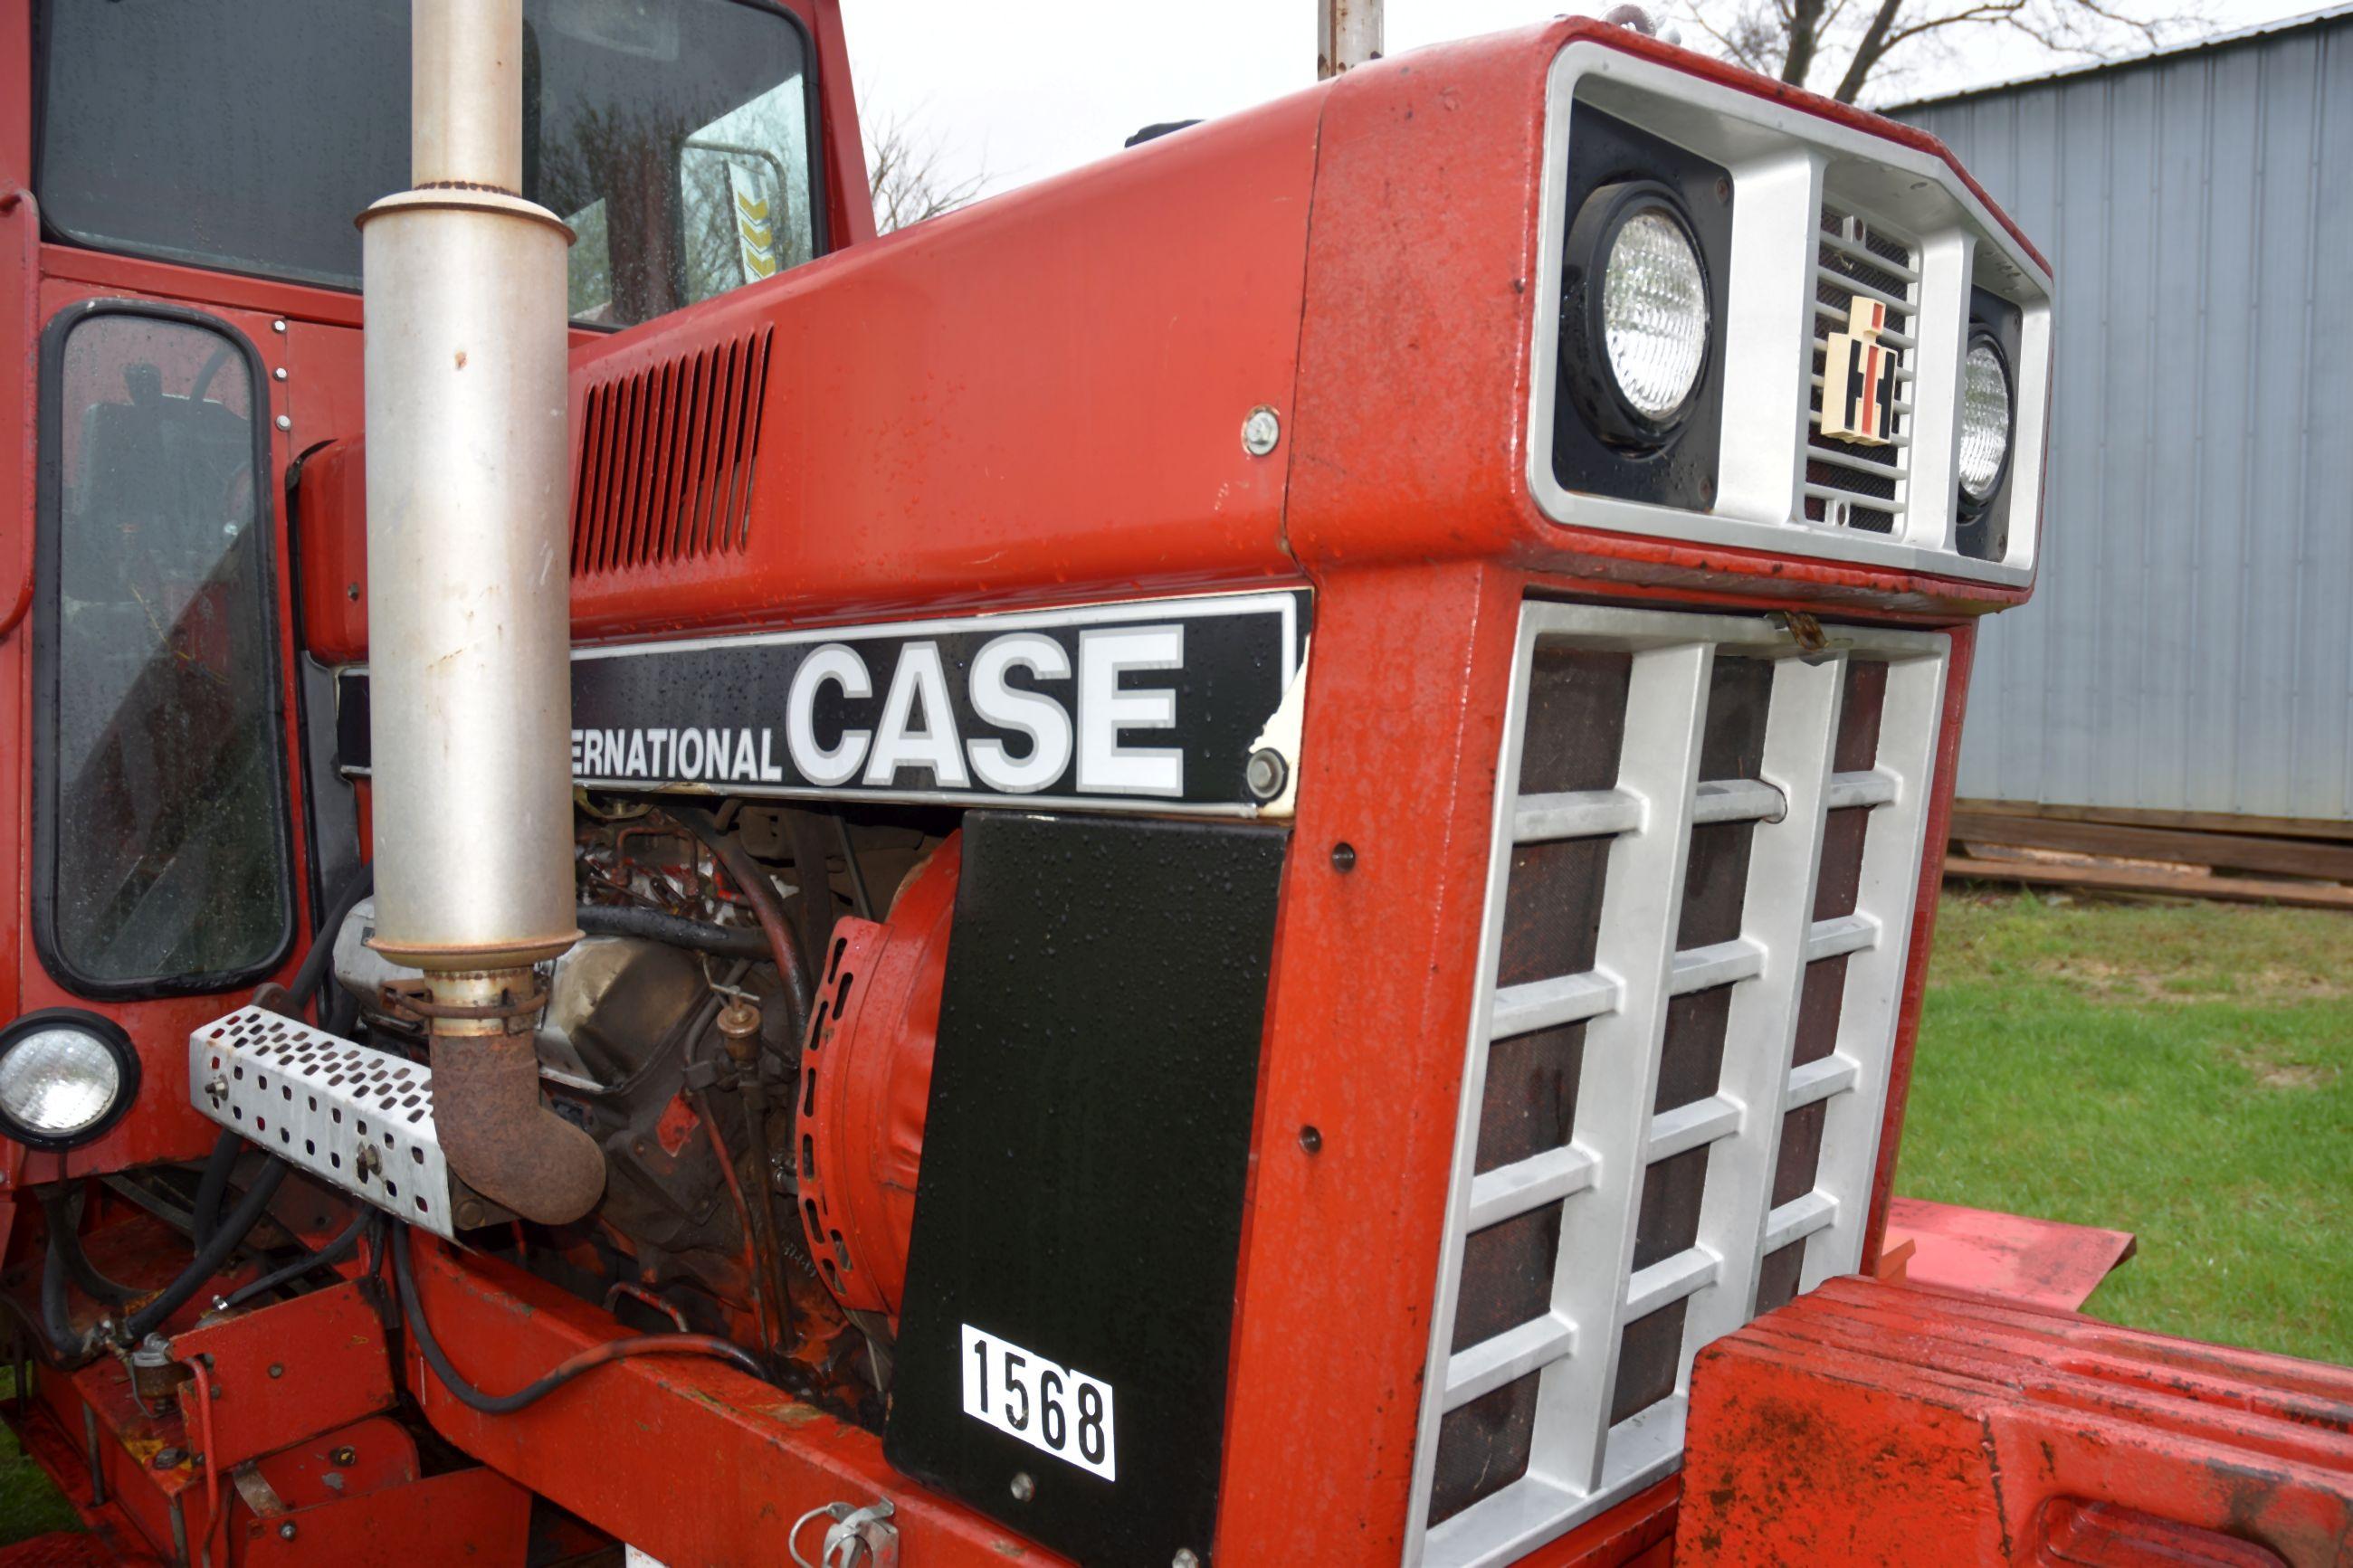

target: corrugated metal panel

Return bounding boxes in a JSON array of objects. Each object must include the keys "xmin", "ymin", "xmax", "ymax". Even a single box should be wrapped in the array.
[{"xmin": 1900, "ymin": 12, "xmax": 2353, "ymax": 820}]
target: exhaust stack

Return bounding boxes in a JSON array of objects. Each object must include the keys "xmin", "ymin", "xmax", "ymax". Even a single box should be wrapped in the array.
[{"xmin": 359, "ymin": 0, "xmax": 604, "ymax": 1223}]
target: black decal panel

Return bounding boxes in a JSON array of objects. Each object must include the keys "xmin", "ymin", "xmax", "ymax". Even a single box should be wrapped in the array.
[
  {"xmin": 885, "ymin": 812, "xmax": 1287, "ymax": 1567},
  {"xmin": 335, "ymin": 589, "xmax": 1307, "ymax": 813}
]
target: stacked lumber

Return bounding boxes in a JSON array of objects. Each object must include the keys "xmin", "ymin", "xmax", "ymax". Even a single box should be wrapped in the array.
[{"xmin": 1944, "ymin": 801, "xmax": 2353, "ymax": 909}]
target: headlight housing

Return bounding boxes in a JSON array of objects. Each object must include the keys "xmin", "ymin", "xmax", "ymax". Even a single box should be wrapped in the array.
[
  {"xmin": 1564, "ymin": 181, "xmax": 1713, "ymax": 448},
  {"xmin": 0, "ymin": 1011, "xmax": 139, "ymax": 1151},
  {"xmin": 1957, "ymin": 331, "xmax": 2015, "ymax": 509}
]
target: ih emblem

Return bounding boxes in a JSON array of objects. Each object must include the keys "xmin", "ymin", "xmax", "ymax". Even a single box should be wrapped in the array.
[{"xmin": 1822, "ymin": 298, "xmax": 1902, "ymax": 445}]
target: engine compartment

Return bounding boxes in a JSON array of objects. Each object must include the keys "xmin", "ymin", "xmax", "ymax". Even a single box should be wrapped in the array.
[{"xmin": 323, "ymin": 795, "xmax": 956, "ymax": 1429}]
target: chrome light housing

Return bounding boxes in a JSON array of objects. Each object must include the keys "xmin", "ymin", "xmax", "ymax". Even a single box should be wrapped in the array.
[{"xmin": 0, "ymin": 1010, "xmax": 139, "ymax": 1151}]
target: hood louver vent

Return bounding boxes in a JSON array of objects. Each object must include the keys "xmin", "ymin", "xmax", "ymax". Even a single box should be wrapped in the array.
[{"xmin": 570, "ymin": 328, "xmax": 773, "ymax": 576}]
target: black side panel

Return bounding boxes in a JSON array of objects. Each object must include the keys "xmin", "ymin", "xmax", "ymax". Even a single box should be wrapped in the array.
[{"xmin": 885, "ymin": 811, "xmax": 1288, "ymax": 1568}]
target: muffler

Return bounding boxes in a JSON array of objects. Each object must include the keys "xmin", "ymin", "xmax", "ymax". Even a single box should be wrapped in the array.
[{"xmin": 358, "ymin": 0, "xmax": 602, "ymax": 1223}]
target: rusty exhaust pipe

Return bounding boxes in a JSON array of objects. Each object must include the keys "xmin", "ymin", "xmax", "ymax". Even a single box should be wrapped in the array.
[{"xmin": 358, "ymin": 0, "xmax": 603, "ymax": 1223}]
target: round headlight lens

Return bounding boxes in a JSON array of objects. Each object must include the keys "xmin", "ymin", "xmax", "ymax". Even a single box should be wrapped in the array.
[
  {"xmin": 0, "ymin": 1028, "xmax": 120, "ymax": 1139},
  {"xmin": 1601, "ymin": 208, "xmax": 1710, "ymax": 423},
  {"xmin": 0, "ymin": 1012, "xmax": 137, "ymax": 1148},
  {"xmin": 1958, "ymin": 337, "xmax": 2014, "ymax": 504}
]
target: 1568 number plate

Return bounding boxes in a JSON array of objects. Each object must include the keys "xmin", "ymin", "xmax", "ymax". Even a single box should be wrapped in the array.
[{"xmin": 960, "ymin": 1325, "xmax": 1117, "ymax": 1480}]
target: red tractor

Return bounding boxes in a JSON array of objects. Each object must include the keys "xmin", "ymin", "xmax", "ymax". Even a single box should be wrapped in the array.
[{"xmin": 0, "ymin": 2, "xmax": 2345, "ymax": 1565}]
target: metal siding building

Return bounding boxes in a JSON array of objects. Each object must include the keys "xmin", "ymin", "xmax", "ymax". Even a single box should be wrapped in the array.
[{"xmin": 1894, "ymin": 8, "xmax": 2353, "ymax": 821}]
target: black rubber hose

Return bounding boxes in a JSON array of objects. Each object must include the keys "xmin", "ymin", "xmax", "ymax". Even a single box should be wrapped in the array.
[
  {"xmin": 189, "ymin": 1128, "xmax": 242, "ymax": 1250},
  {"xmin": 38, "ymin": 1191, "xmax": 135, "ymax": 1308},
  {"xmin": 575, "ymin": 905, "xmax": 772, "ymax": 958},
  {"xmin": 392, "ymin": 1225, "xmax": 762, "ymax": 1414},
  {"xmin": 121, "ymin": 1156, "xmax": 288, "ymax": 1344},
  {"xmin": 218, "ymin": 1207, "xmax": 374, "ymax": 1311},
  {"xmin": 41, "ymin": 1223, "xmax": 90, "ymax": 1361},
  {"xmin": 291, "ymin": 860, "xmax": 376, "ymax": 1019}
]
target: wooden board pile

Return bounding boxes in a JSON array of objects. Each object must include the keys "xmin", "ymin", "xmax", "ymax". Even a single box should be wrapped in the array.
[{"xmin": 1945, "ymin": 801, "xmax": 2353, "ymax": 910}]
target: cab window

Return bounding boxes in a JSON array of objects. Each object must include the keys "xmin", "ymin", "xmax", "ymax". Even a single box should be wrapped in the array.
[
  {"xmin": 36, "ymin": 0, "xmax": 822, "ymax": 330},
  {"xmin": 33, "ymin": 307, "xmax": 295, "ymax": 994}
]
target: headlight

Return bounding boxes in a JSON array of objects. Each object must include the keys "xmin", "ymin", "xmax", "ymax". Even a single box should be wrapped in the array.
[
  {"xmin": 1957, "ymin": 333, "xmax": 2014, "ymax": 507},
  {"xmin": 0, "ymin": 1011, "xmax": 139, "ymax": 1150},
  {"xmin": 1602, "ymin": 209, "xmax": 1709, "ymax": 421},
  {"xmin": 1565, "ymin": 182, "xmax": 1712, "ymax": 448}
]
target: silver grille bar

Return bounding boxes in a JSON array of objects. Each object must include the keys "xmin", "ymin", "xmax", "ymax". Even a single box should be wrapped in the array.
[
  {"xmin": 1491, "ymin": 971, "xmax": 1622, "ymax": 1040},
  {"xmin": 1514, "ymin": 788, "xmax": 1642, "ymax": 843}
]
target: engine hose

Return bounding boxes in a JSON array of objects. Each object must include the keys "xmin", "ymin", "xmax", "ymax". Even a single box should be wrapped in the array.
[
  {"xmin": 218, "ymin": 1207, "xmax": 376, "ymax": 1311},
  {"xmin": 391, "ymin": 1225, "xmax": 763, "ymax": 1414},
  {"xmin": 41, "ymin": 1223, "xmax": 90, "ymax": 1361},
  {"xmin": 670, "ymin": 809, "xmax": 812, "ymax": 1039},
  {"xmin": 38, "ymin": 1190, "xmax": 136, "ymax": 1308},
  {"xmin": 290, "ymin": 859, "xmax": 376, "ymax": 1022},
  {"xmin": 575, "ymin": 905, "xmax": 773, "ymax": 959},
  {"xmin": 189, "ymin": 1128, "xmax": 242, "ymax": 1250},
  {"xmin": 119, "ymin": 1156, "xmax": 288, "ymax": 1345}
]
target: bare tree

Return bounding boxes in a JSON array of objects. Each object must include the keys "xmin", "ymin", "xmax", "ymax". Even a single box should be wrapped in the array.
[
  {"xmin": 865, "ymin": 108, "xmax": 988, "ymax": 233},
  {"xmin": 1679, "ymin": 0, "xmax": 2199, "ymax": 103}
]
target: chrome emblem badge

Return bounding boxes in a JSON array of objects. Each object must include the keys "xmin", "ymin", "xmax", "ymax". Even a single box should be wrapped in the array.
[{"xmin": 1821, "ymin": 298, "xmax": 1901, "ymax": 446}]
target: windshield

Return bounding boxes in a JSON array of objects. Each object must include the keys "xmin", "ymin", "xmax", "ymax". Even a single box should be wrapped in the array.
[{"xmin": 37, "ymin": 0, "xmax": 821, "ymax": 329}]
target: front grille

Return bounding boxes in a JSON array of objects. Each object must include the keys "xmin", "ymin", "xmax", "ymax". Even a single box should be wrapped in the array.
[
  {"xmin": 1805, "ymin": 208, "xmax": 1918, "ymax": 535},
  {"xmin": 1405, "ymin": 602, "xmax": 1948, "ymax": 1568},
  {"xmin": 570, "ymin": 327, "xmax": 774, "ymax": 577}
]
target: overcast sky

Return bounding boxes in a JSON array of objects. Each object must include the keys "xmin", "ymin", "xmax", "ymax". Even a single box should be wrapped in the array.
[{"xmin": 839, "ymin": 0, "xmax": 2325, "ymax": 201}]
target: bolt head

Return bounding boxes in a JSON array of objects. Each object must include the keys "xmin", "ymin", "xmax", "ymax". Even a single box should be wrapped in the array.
[
  {"xmin": 1244, "ymin": 747, "xmax": 1289, "ymax": 803},
  {"xmin": 278, "ymin": 1521, "xmax": 297, "ymax": 1540},
  {"xmin": 1174, "ymin": 1552, "xmax": 1202, "ymax": 1568},
  {"xmin": 272, "ymin": 366, "xmax": 289, "ymax": 381},
  {"xmin": 1240, "ymin": 404, "xmax": 1281, "ymax": 456},
  {"xmin": 330, "ymin": 1446, "xmax": 357, "ymax": 1466},
  {"xmin": 267, "ymin": 1363, "xmax": 284, "ymax": 1379},
  {"xmin": 273, "ymin": 413, "xmax": 291, "ymax": 432},
  {"xmin": 1329, "ymin": 841, "xmax": 1358, "ymax": 873},
  {"xmin": 1009, "ymin": 1471, "xmax": 1035, "ymax": 1503}
]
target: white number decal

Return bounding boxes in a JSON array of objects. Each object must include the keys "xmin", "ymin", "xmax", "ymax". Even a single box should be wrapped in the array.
[{"xmin": 960, "ymin": 1324, "xmax": 1117, "ymax": 1480}]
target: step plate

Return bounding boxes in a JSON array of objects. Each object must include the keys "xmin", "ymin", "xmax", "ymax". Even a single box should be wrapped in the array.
[{"xmin": 188, "ymin": 1006, "xmax": 457, "ymax": 1240}]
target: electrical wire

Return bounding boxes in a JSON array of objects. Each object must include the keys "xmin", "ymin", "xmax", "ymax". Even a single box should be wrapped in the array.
[
  {"xmin": 391, "ymin": 1225, "xmax": 763, "ymax": 1414},
  {"xmin": 217, "ymin": 1208, "xmax": 376, "ymax": 1311}
]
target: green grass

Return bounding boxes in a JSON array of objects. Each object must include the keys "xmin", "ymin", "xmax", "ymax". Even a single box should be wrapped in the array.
[
  {"xmin": 0, "ymin": 1372, "xmax": 82, "ymax": 1544},
  {"xmin": 1898, "ymin": 889, "xmax": 2353, "ymax": 1366}
]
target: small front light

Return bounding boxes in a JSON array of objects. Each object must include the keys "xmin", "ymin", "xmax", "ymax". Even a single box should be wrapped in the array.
[
  {"xmin": 0, "ymin": 1012, "xmax": 138, "ymax": 1150},
  {"xmin": 1564, "ymin": 181, "xmax": 1714, "ymax": 451},
  {"xmin": 1601, "ymin": 209, "xmax": 1710, "ymax": 423},
  {"xmin": 1958, "ymin": 335, "xmax": 2014, "ymax": 506}
]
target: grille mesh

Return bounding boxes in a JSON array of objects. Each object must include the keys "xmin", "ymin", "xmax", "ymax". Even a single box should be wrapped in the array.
[
  {"xmin": 1805, "ymin": 207, "xmax": 1918, "ymax": 535},
  {"xmin": 570, "ymin": 328, "xmax": 774, "ymax": 576},
  {"xmin": 1405, "ymin": 603, "xmax": 1949, "ymax": 1568}
]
